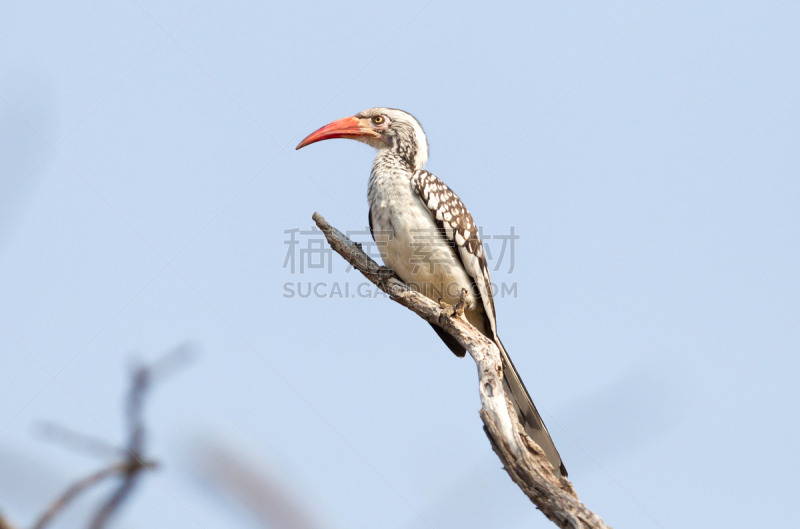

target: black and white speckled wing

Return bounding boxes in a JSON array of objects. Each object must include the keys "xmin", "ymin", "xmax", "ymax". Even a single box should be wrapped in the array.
[
  {"xmin": 409, "ymin": 169, "xmax": 568, "ymax": 477},
  {"xmin": 409, "ymin": 169, "xmax": 498, "ymax": 339}
]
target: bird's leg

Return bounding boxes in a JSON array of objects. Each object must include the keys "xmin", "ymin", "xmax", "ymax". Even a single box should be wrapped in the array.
[
  {"xmin": 439, "ymin": 289, "xmax": 468, "ymax": 318},
  {"xmin": 454, "ymin": 288, "xmax": 468, "ymax": 317}
]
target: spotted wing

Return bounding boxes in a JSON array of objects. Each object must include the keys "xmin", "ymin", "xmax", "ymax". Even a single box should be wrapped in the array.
[
  {"xmin": 409, "ymin": 169, "xmax": 567, "ymax": 477},
  {"xmin": 409, "ymin": 169, "xmax": 498, "ymax": 340}
]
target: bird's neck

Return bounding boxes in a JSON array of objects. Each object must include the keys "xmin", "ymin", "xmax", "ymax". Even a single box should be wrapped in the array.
[
  {"xmin": 367, "ymin": 150, "xmax": 417, "ymax": 213},
  {"xmin": 378, "ymin": 135, "xmax": 425, "ymax": 171},
  {"xmin": 372, "ymin": 150, "xmax": 416, "ymax": 176},
  {"xmin": 370, "ymin": 151, "xmax": 413, "ymax": 189}
]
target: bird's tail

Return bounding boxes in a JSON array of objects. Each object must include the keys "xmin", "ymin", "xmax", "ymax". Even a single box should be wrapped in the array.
[
  {"xmin": 496, "ymin": 338, "xmax": 567, "ymax": 477},
  {"xmin": 427, "ymin": 323, "xmax": 566, "ymax": 476}
]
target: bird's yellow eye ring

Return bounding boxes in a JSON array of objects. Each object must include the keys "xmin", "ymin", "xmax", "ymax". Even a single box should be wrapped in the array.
[{"xmin": 373, "ymin": 116, "xmax": 385, "ymax": 125}]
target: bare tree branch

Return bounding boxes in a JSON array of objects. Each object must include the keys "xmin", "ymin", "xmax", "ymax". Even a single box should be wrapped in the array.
[
  {"xmin": 86, "ymin": 363, "xmax": 151, "ymax": 529},
  {"xmin": 35, "ymin": 423, "xmax": 123, "ymax": 460},
  {"xmin": 312, "ymin": 212, "xmax": 610, "ymax": 529},
  {"xmin": 27, "ymin": 345, "xmax": 192, "ymax": 529},
  {"xmin": 30, "ymin": 461, "xmax": 157, "ymax": 529}
]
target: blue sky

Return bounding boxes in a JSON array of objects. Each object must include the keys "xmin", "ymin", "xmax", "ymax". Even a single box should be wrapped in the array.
[{"xmin": 1, "ymin": 1, "xmax": 799, "ymax": 528}]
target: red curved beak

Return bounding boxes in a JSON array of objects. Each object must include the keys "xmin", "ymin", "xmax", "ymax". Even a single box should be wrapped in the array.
[{"xmin": 295, "ymin": 116, "xmax": 379, "ymax": 150}]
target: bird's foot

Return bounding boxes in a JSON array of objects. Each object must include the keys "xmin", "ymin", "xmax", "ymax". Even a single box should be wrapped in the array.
[
  {"xmin": 438, "ymin": 297, "xmax": 451, "ymax": 310},
  {"xmin": 439, "ymin": 289, "xmax": 468, "ymax": 318}
]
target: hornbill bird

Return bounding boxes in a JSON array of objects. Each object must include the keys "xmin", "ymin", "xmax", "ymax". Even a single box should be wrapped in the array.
[{"xmin": 297, "ymin": 108, "xmax": 567, "ymax": 477}]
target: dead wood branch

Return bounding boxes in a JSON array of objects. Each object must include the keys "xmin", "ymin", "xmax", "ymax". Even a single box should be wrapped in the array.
[
  {"xmin": 26, "ymin": 345, "xmax": 192, "ymax": 529},
  {"xmin": 313, "ymin": 212, "xmax": 610, "ymax": 529},
  {"xmin": 30, "ymin": 460, "xmax": 157, "ymax": 529},
  {"xmin": 35, "ymin": 423, "xmax": 124, "ymax": 460}
]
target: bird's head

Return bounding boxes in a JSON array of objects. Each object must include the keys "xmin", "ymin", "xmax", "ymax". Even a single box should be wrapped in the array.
[{"xmin": 296, "ymin": 107, "xmax": 429, "ymax": 170}]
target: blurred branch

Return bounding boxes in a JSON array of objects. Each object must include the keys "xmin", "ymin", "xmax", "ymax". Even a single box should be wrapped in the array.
[
  {"xmin": 35, "ymin": 423, "xmax": 123, "ymax": 460},
  {"xmin": 191, "ymin": 438, "xmax": 323, "ymax": 529},
  {"xmin": 313, "ymin": 213, "xmax": 610, "ymax": 529},
  {"xmin": 30, "ymin": 461, "xmax": 157, "ymax": 529},
  {"xmin": 0, "ymin": 510, "xmax": 16, "ymax": 529},
  {"xmin": 23, "ymin": 345, "xmax": 193, "ymax": 529},
  {"xmin": 85, "ymin": 360, "xmax": 153, "ymax": 529}
]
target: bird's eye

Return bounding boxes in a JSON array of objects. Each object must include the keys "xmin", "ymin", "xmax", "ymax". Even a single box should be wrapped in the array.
[{"xmin": 372, "ymin": 116, "xmax": 385, "ymax": 125}]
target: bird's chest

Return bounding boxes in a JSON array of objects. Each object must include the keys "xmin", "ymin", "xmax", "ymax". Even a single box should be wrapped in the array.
[
  {"xmin": 367, "ymin": 173, "xmax": 474, "ymax": 306},
  {"xmin": 368, "ymin": 175, "xmax": 429, "ymax": 243}
]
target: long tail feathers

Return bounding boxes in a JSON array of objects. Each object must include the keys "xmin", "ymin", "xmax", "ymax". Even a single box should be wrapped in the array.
[
  {"xmin": 429, "ymin": 323, "xmax": 566, "ymax": 477},
  {"xmin": 497, "ymin": 339, "xmax": 567, "ymax": 477}
]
